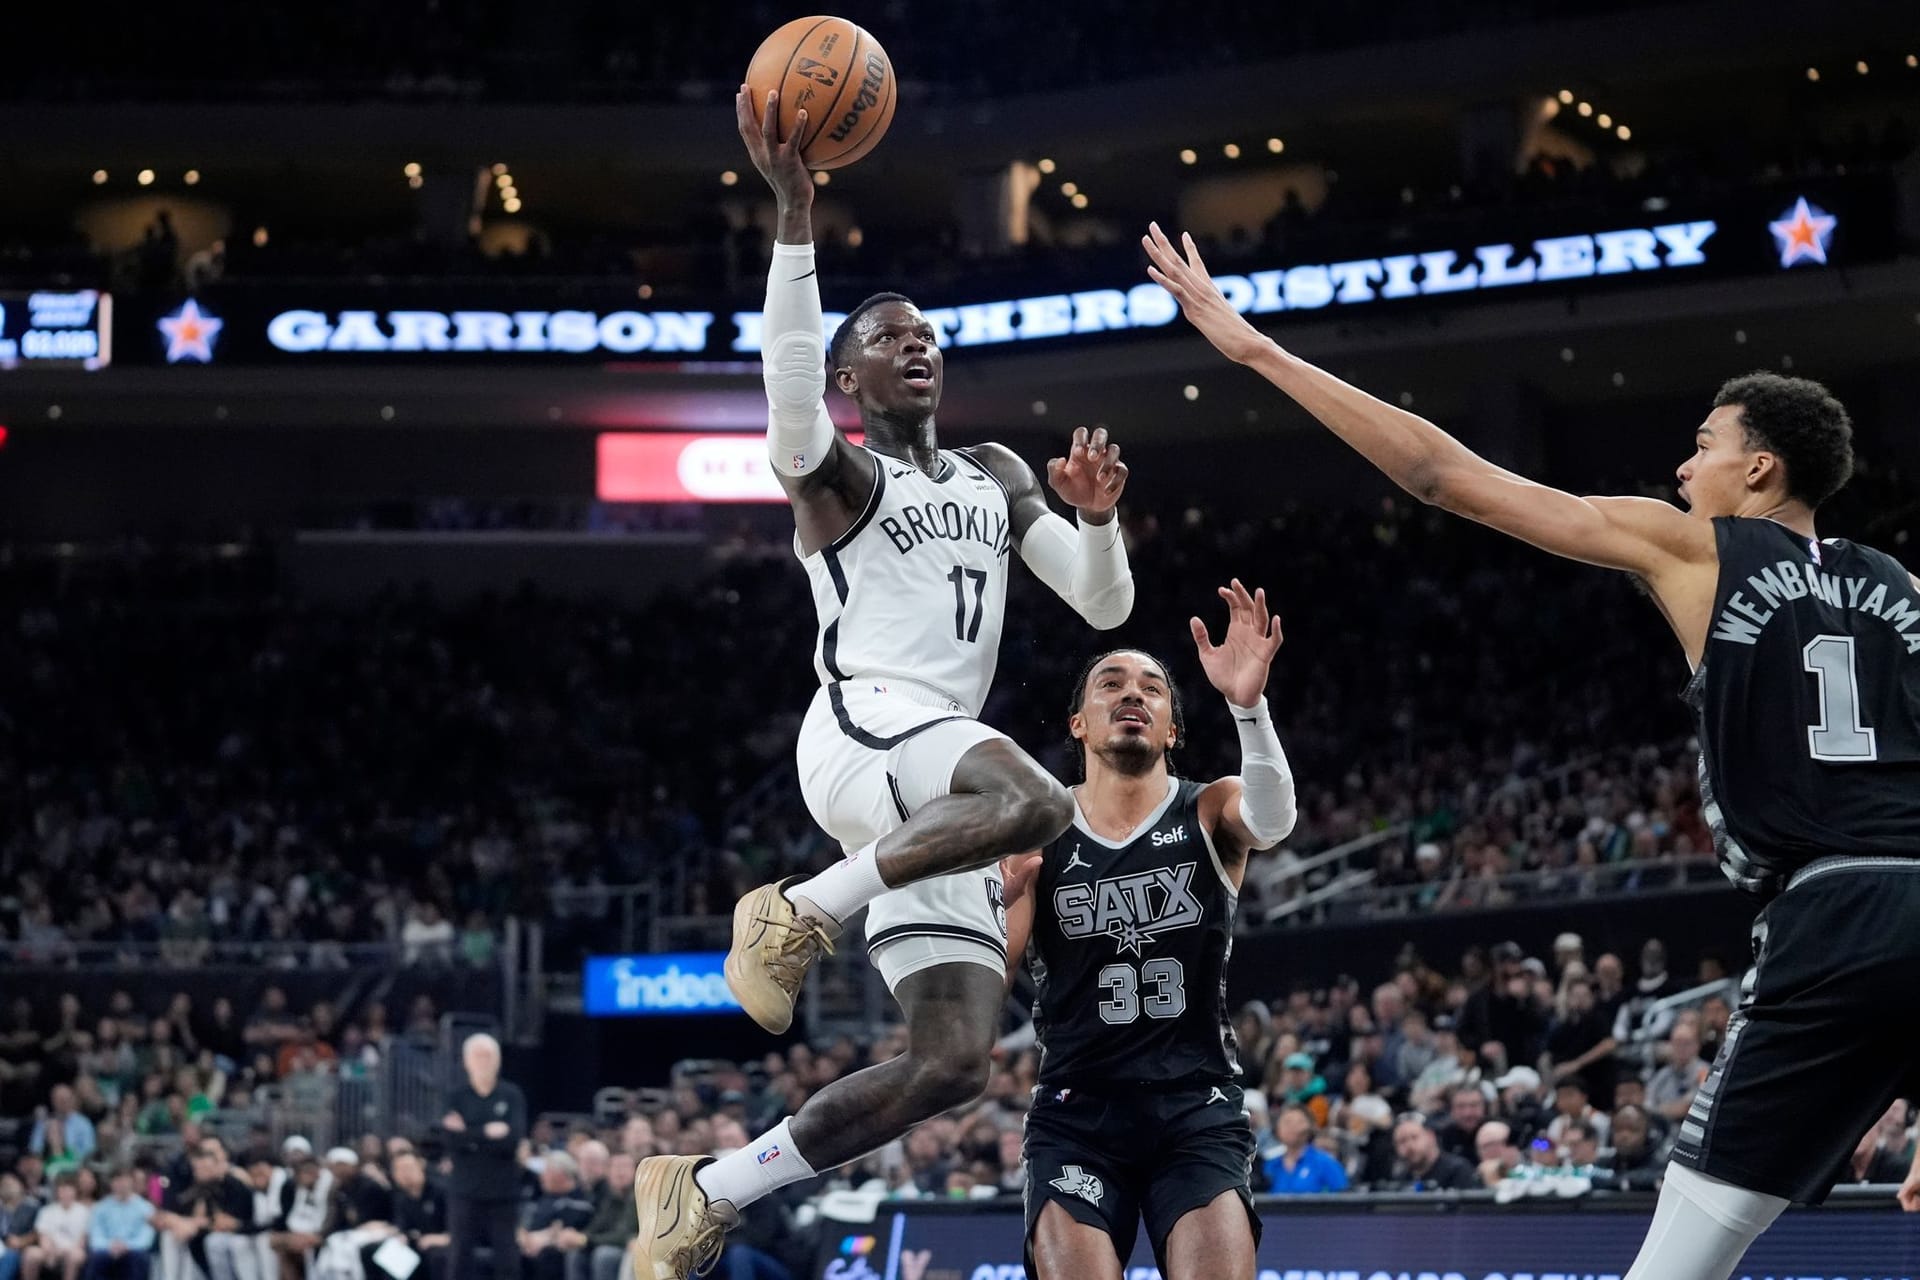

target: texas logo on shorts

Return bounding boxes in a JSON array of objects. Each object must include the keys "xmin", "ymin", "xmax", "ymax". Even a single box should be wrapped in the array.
[{"xmin": 1049, "ymin": 1164, "xmax": 1104, "ymax": 1206}]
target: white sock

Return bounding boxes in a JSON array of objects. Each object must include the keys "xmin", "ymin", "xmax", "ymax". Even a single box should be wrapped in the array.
[
  {"xmin": 1623, "ymin": 1163, "xmax": 1788, "ymax": 1280},
  {"xmin": 785, "ymin": 842, "xmax": 888, "ymax": 926},
  {"xmin": 694, "ymin": 1118, "xmax": 818, "ymax": 1210}
]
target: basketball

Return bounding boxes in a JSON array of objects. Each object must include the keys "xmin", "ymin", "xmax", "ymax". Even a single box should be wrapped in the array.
[{"xmin": 744, "ymin": 16, "xmax": 897, "ymax": 170}]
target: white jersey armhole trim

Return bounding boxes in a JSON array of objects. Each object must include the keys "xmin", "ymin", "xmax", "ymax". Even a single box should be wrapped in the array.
[{"xmin": 1196, "ymin": 788, "xmax": 1239, "ymax": 898}]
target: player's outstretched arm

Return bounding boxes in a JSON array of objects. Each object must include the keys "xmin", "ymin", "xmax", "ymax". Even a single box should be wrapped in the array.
[
  {"xmin": 738, "ymin": 86, "xmax": 873, "ymax": 538},
  {"xmin": 1141, "ymin": 224, "xmax": 1709, "ymax": 579},
  {"xmin": 1190, "ymin": 580, "xmax": 1296, "ymax": 871},
  {"xmin": 965, "ymin": 431, "xmax": 1135, "ymax": 630},
  {"xmin": 1000, "ymin": 852, "xmax": 1042, "ymax": 989}
]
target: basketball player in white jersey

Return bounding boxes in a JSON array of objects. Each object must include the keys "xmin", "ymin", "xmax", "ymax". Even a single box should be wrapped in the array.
[{"xmin": 633, "ymin": 88, "xmax": 1138, "ymax": 1278}]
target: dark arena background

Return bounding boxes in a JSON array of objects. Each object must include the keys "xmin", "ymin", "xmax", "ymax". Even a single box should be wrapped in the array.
[{"xmin": 3, "ymin": 2, "xmax": 1920, "ymax": 1278}]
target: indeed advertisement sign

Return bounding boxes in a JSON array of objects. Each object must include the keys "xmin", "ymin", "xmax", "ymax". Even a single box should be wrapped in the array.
[
  {"xmin": 819, "ymin": 1201, "xmax": 1920, "ymax": 1280},
  {"xmin": 583, "ymin": 953, "xmax": 743, "ymax": 1017}
]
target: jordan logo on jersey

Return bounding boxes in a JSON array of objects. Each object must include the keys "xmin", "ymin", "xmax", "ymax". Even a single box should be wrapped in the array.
[
  {"xmin": 1063, "ymin": 846, "xmax": 1092, "ymax": 872},
  {"xmin": 1050, "ymin": 1165, "xmax": 1104, "ymax": 1206},
  {"xmin": 878, "ymin": 500, "xmax": 1010, "ymax": 559},
  {"xmin": 1053, "ymin": 861, "xmax": 1204, "ymax": 956}
]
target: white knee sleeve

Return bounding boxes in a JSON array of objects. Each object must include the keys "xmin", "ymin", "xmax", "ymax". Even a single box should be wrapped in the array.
[{"xmin": 1623, "ymin": 1163, "xmax": 1789, "ymax": 1280}]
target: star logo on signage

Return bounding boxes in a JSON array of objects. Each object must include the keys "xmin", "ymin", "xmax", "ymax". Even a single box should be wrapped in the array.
[
  {"xmin": 158, "ymin": 299, "xmax": 223, "ymax": 363},
  {"xmin": 1768, "ymin": 197, "xmax": 1836, "ymax": 268}
]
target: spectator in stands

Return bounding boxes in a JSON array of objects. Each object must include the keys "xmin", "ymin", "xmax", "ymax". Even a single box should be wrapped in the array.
[
  {"xmin": 1407, "ymin": 1016, "xmax": 1474, "ymax": 1109},
  {"xmin": 25, "ymin": 1174, "xmax": 89, "ymax": 1280},
  {"xmin": 1591, "ymin": 953, "xmax": 1628, "ymax": 1028},
  {"xmin": 1433, "ymin": 1086, "xmax": 1487, "ymax": 1163},
  {"xmin": 1551, "ymin": 933, "xmax": 1585, "ymax": 978},
  {"xmin": 315, "ymin": 1147, "xmax": 393, "ymax": 1276},
  {"xmin": 1473, "ymin": 1120, "xmax": 1522, "ymax": 1187},
  {"xmin": 84, "ymin": 1169, "xmax": 154, "ymax": 1280},
  {"xmin": 401, "ymin": 903, "xmax": 456, "ymax": 967},
  {"xmin": 1545, "ymin": 976, "xmax": 1618, "ymax": 1107},
  {"xmin": 1263, "ymin": 1106, "xmax": 1349, "ymax": 1193},
  {"xmin": 1458, "ymin": 943, "xmax": 1547, "ymax": 1067},
  {"xmin": 445, "ymin": 1034, "xmax": 525, "ymax": 1280},
  {"xmin": 1273, "ymin": 1053, "xmax": 1331, "ymax": 1127},
  {"xmin": 1492, "ymin": 1067, "xmax": 1549, "ymax": 1146},
  {"xmin": 1611, "ymin": 938, "xmax": 1678, "ymax": 1046},
  {"xmin": 268, "ymin": 1156, "xmax": 330, "ymax": 1278},
  {"xmin": 577, "ymin": 1151, "xmax": 637, "ymax": 1280},
  {"xmin": 0, "ymin": 1172, "xmax": 41, "ymax": 1280},
  {"xmin": 1645, "ymin": 1023, "xmax": 1710, "ymax": 1125},
  {"xmin": 14, "ymin": 1158, "xmax": 46, "ymax": 1208},
  {"xmin": 30, "ymin": 1088, "xmax": 96, "ymax": 1165},
  {"xmin": 1560, "ymin": 1121, "xmax": 1606, "ymax": 1177},
  {"xmin": 515, "ymin": 1153, "xmax": 592, "ymax": 1280},
  {"xmin": 1698, "ymin": 994, "xmax": 1732, "ymax": 1063},
  {"xmin": 153, "ymin": 1139, "xmax": 253, "ymax": 1280},
  {"xmin": 1606, "ymin": 1105, "xmax": 1663, "ymax": 1191},
  {"xmin": 1369, "ymin": 985, "xmax": 1409, "ymax": 1089},
  {"xmin": 1391, "ymin": 1118, "xmax": 1478, "ymax": 1191},
  {"xmin": 366, "ymin": 1152, "xmax": 447, "ymax": 1280},
  {"xmin": 1545, "ymin": 1077, "xmax": 1610, "ymax": 1148}
]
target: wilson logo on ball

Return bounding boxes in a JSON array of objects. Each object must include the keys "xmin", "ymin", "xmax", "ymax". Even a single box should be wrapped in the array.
[{"xmin": 828, "ymin": 52, "xmax": 888, "ymax": 143}]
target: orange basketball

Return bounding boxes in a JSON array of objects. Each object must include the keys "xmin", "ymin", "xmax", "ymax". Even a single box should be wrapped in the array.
[{"xmin": 744, "ymin": 16, "xmax": 897, "ymax": 171}]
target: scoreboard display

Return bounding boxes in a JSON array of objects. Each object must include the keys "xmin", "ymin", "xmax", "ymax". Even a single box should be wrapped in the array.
[{"xmin": 0, "ymin": 291, "xmax": 111, "ymax": 369}]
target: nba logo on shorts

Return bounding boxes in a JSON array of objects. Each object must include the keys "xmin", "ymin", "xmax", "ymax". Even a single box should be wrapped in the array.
[{"xmin": 758, "ymin": 1146, "xmax": 781, "ymax": 1165}]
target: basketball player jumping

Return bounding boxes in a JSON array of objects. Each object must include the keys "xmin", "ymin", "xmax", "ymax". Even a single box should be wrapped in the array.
[
  {"xmin": 1006, "ymin": 580, "xmax": 1296, "ymax": 1280},
  {"xmin": 632, "ymin": 88, "xmax": 1137, "ymax": 1278},
  {"xmin": 1143, "ymin": 222, "xmax": 1920, "ymax": 1278}
]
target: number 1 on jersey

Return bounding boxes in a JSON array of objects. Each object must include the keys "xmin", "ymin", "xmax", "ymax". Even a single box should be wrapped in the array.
[
  {"xmin": 1804, "ymin": 634, "xmax": 1878, "ymax": 762},
  {"xmin": 948, "ymin": 565, "xmax": 988, "ymax": 642}
]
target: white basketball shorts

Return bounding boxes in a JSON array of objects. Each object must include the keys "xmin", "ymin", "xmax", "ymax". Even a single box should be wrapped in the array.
[{"xmin": 796, "ymin": 677, "xmax": 1012, "ymax": 991}]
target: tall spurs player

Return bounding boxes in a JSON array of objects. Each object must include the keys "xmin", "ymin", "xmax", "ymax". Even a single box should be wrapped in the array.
[
  {"xmin": 1006, "ymin": 581, "xmax": 1296, "ymax": 1280},
  {"xmin": 632, "ymin": 89, "xmax": 1137, "ymax": 1278},
  {"xmin": 1143, "ymin": 222, "xmax": 1920, "ymax": 1279}
]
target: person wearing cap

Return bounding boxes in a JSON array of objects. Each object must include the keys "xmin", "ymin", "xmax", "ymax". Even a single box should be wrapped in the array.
[
  {"xmin": 1261, "ymin": 1106, "xmax": 1348, "ymax": 1195},
  {"xmin": 1275, "ymin": 1053, "xmax": 1330, "ymax": 1128},
  {"xmin": 1492, "ymin": 1067, "xmax": 1549, "ymax": 1147},
  {"xmin": 268, "ymin": 1156, "xmax": 329, "ymax": 1279},
  {"xmin": 1552, "ymin": 933, "xmax": 1586, "ymax": 978},
  {"xmin": 316, "ymin": 1147, "xmax": 394, "ymax": 1275}
]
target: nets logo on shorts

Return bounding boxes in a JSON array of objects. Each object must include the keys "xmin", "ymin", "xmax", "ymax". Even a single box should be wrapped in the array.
[{"xmin": 1049, "ymin": 1164, "xmax": 1104, "ymax": 1206}]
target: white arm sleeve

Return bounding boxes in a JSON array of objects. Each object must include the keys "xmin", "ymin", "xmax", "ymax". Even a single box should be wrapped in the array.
[
  {"xmin": 1017, "ymin": 510, "xmax": 1135, "ymax": 630},
  {"xmin": 1226, "ymin": 696, "xmax": 1297, "ymax": 848},
  {"xmin": 763, "ymin": 241, "xmax": 838, "ymax": 477}
]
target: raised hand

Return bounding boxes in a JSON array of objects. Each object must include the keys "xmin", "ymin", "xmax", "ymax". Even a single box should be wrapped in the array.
[
  {"xmin": 1046, "ymin": 426, "xmax": 1128, "ymax": 520},
  {"xmin": 1141, "ymin": 222, "xmax": 1271, "ymax": 365},
  {"xmin": 735, "ymin": 84, "xmax": 814, "ymax": 209},
  {"xmin": 1189, "ymin": 578, "xmax": 1284, "ymax": 707}
]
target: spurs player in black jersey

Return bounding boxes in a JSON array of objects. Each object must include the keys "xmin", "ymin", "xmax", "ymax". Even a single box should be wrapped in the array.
[
  {"xmin": 634, "ymin": 91, "xmax": 1139, "ymax": 1279},
  {"xmin": 1145, "ymin": 223, "xmax": 1920, "ymax": 1279},
  {"xmin": 1004, "ymin": 580, "xmax": 1296, "ymax": 1280}
]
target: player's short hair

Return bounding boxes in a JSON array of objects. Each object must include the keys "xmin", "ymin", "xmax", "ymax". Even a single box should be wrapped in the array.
[
  {"xmin": 1713, "ymin": 373, "xmax": 1854, "ymax": 508},
  {"xmin": 1065, "ymin": 648, "xmax": 1188, "ymax": 779},
  {"xmin": 829, "ymin": 292, "xmax": 917, "ymax": 370}
]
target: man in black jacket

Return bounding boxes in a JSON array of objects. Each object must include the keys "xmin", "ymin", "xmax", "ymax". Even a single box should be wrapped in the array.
[
  {"xmin": 444, "ymin": 1033, "xmax": 525, "ymax": 1280},
  {"xmin": 1391, "ymin": 1118, "xmax": 1481, "ymax": 1192},
  {"xmin": 363, "ymin": 1151, "xmax": 449, "ymax": 1280}
]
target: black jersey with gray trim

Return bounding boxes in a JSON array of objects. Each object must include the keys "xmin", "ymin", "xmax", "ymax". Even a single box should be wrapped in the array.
[
  {"xmin": 1684, "ymin": 516, "xmax": 1920, "ymax": 899},
  {"xmin": 1028, "ymin": 776, "xmax": 1241, "ymax": 1090},
  {"xmin": 797, "ymin": 445, "xmax": 1011, "ymax": 717}
]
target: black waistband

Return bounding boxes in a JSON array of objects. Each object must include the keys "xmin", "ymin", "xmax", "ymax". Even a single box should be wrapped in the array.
[{"xmin": 1035, "ymin": 1074, "xmax": 1237, "ymax": 1098}]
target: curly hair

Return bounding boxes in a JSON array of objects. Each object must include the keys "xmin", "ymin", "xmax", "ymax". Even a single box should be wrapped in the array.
[
  {"xmin": 1064, "ymin": 648, "xmax": 1187, "ymax": 780},
  {"xmin": 1712, "ymin": 372, "xmax": 1854, "ymax": 508},
  {"xmin": 828, "ymin": 291, "xmax": 916, "ymax": 371}
]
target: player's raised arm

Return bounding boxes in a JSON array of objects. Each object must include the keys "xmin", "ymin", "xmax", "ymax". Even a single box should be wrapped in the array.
[
  {"xmin": 1141, "ymin": 224, "xmax": 1709, "ymax": 580},
  {"xmin": 738, "ymin": 86, "xmax": 872, "ymax": 525},
  {"xmin": 1190, "ymin": 579, "xmax": 1296, "ymax": 865},
  {"xmin": 965, "ymin": 431, "xmax": 1135, "ymax": 630}
]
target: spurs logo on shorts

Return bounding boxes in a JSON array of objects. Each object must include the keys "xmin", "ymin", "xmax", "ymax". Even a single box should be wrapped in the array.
[{"xmin": 1049, "ymin": 1164, "xmax": 1104, "ymax": 1206}]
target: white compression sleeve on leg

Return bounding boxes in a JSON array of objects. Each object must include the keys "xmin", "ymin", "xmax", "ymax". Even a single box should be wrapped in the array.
[
  {"xmin": 1017, "ymin": 511, "xmax": 1134, "ymax": 629},
  {"xmin": 1622, "ymin": 1163, "xmax": 1788, "ymax": 1280},
  {"xmin": 1225, "ymin": 696, "xmax": 1296, "ymax": 847},
  {"xmin": 762, "ymin": 241, "xmax": 837, "ymax": 477}
]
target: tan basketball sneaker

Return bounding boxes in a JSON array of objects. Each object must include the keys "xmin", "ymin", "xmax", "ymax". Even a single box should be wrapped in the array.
[
  {"xmin": 632, "ymin": 1154, "xmax": 738, "ymax": 1280},
  {"xmin": 724, "ymin": 877, "xmax": 835, "ymax": 1034}
]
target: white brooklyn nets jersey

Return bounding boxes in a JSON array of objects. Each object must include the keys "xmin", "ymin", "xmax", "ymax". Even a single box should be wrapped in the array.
[{"xmin": 800, "ymin": 446, "xmax": 1012, "ymax": 717}]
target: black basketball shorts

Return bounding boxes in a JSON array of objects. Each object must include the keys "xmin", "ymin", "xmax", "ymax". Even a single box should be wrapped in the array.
[
  {"xmin": 1022, "ymin": 1081, "xmax": 1260, "ymax": 1275},
  {"xmin": 1671, "ymin": 856, "xmax": 1920, "ymax": 1204}
]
